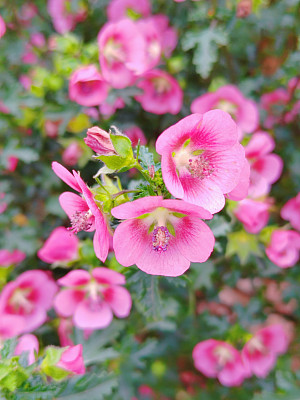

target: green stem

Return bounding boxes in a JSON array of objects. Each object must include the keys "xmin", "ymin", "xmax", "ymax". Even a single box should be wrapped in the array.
[{"xmin": 111, "ymin": 189, "xmax": 139, "ymax": 199}]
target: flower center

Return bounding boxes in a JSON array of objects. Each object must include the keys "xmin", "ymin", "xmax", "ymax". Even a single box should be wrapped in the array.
[
  {"xmin": 152, "ymin": 226, "xmax": 170, "ymax": 252},
  {"xmin": 216, "ymin": 100, "xmax": 237, "ymax": 118},
  {"xmin": 69, "ymin": 210, "xmax": 93, "ymax": 234},
  {"xmin": 9, "ymin": 288, "xmax": 34, "ymax": 314},
  {"xmin": 148, "ymin": 40, "xmax": 161, "ymax": 61},
  {"xmin": 103, "ymin": 39, "xmax": 125, "ymax": 65},
  {"xmin": 248, "ymin": 336, "xmax": 267, "ymax": 354},
  {"xmin": 152, "ymin": 77, "xmax": 171, "ymax": 95},
  {"xmin": 79, "ymin": 80, "xmax": 97, "ymax": 95},
  {"xmin": 214, "ymin": 345, "xmax": 233, "ymax": 368},
  {"xmin": 187, "ymin": 155, "xmax": 214, "ymax": 179}
]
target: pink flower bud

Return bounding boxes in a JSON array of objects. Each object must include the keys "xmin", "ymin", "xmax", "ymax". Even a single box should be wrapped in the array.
[
  {"xmin": 84, "ymin": 126, "xmax": 116, "ymax": 156},
  {"xmin": 148, "ymin": 165, "xmax": 155, "ymax": 179},
  {"xmin": 56, "ymin": 344, "xmax": 85, "ymax": 375}
]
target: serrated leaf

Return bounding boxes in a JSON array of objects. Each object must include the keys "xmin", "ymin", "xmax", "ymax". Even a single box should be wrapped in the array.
[
  {"xmin": 137, "ymin": 146, "xmax": 155, "ymax": 169},
  {"xmin": 226, "ymin": 230, "xmax": 262, "ymax": 264}
]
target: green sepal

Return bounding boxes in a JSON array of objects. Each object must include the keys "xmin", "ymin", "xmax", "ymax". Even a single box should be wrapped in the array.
[
  {"xmin": 166, "ymin": 221, "xmax": 176, "ymax": 237},
  {"xmin": 0, "ymin": 358, "xmax": 29, "ymax": 392},
  {"xmin": 41, "ymin": 346, "xmax": 70, "ymax": 381},
  {"xmin": 110, "ymin": 134, "xmax": 133, "ymax": 159}
]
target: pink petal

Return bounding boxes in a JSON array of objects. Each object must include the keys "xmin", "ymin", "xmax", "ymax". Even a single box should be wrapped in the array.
[
  {"xmin": 245, "ymin": 132, "xmax": 275, "ymax": 158},
  {"xmin": 52, "ymin": 162, "xmax": 81, "ymax": 192},
  {"xmin": 103, "ymin": 286, "xmax": 132, "ymax": 318},
  {"xmin": 93, "ymin": 217, "xmax": 110, "ymax": 262},
  {"xmin": 192, "ymin": 339, "xmax": 219, "ymax": 378},
  {"xmin": 54, "ymin": 289, "xmax": 85, "ymax": 317},
  {"xmin": 161, "ymin": 199, "xmax": 213, "ymax": 220},
  {"xmin": 92, "ymin": 267, "xmax": 126, "ymax": 285},
  {"xmin": 226, "ymin": 159, "xmax": 250, "ymax": 201},
  {"xmin": 253, "ymin": 154, "xmax": 283, "ymax": 184},
  {"xmin": 161, "ymin": 152, "xmax": 184, "ymax": 199},
  {"xmin": 73, "ymin": 299, "xmax": 113, "ymax": 329},
  {"xmin": 59, "ymin": 192, "xmax": 90, "ymax": 220},
  {"xmin": 112, "ymin": 196, "xmax": 163, "ymax": 219},
  {"xmin": 58, "ymin": 270, "xmax": 91, "ymax": 287}
]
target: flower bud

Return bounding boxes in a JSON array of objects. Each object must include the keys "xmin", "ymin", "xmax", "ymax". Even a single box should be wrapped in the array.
[
  {"xmin": 56, "ymin": 344, "xmax": 85, "ymax": 375},
  {"xmin": 84, "ymin": 126, "xmax": 117, "ymax": 156}
]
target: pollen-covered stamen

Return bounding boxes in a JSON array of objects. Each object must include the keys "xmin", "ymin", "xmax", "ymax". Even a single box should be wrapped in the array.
[
  {"xmin": 188, "ymin": 155, "xmax": 214, "ymax": 179},
  {"xmin": 152, "ymin": 226, "xmax": 170, "ymax": 252},
  {"xmin": 68, "ymin": 210, "xmax": 93, "ymax": 234}
]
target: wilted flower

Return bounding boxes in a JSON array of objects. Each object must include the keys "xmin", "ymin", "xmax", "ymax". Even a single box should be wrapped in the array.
[
  {"xmin": 112, "ymin": 196, "xmax": 214, "ymax": 276},
  {"xmin": 54, "ymin": 268, "xmax": 132, "ymax": 329},
  {"xmin": 193, "ymin": 339, "xmax": 247, "ymax": 387},
  {"xmin": 69, "ymin": 65, "xmax": 109, "ymax": 107},
  {"xmin": 242, "ymin": 325, "xmax": 288, "ymax": 378},
  {"xmin": 156, "ymin": 111, "xmax": 246, "ymax": 213}
]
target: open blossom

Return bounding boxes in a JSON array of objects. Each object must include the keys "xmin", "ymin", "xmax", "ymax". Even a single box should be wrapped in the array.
[
  {"xmin": 234, "ymin": 198, "xmax": 271, "ymax": 234},
  {"xmin": 15, "ymin": 334, "xmax": 39, "ymax": 365},
  {"xmin": 149, "ymin": 15, "xmax": 178, "ymax": 58},
  {"xmin": 69, "ymin": 65, "xmax": 109, "ymax": 107},
  {"xmin": 47, "ymin": 0, "xmax": 86, "ymax": 34},
  {"xmin": 156, "ymin": 111, "xmax": 246, "ymax": 213},
  {"xmin": 242, "ymin": 325, "xmax": 288, "ymax": 378},
  {"xmin": 137, "ymin": 19, "xmax": 162, "ymax": 71},
  {"xmin": 191, "ymin": 85, "xmax": 259, "ymax": 137},
  {"xmin": 57, "ymin": 344, "xmax": 85, "ymax": 375},
  {"xmin": 38, "ymin": 226, "xmax": 79, "ymax": 264},
  {"xmin": 193, "ymin": 339, "xmax": 247, "ymax": 387},
  {"xmin": 54, "ymin": 268, "xmax": 132, "ymax": 329},
  {"xmin": 107, "ymin": 0, "xmax": 151, "ymax": 21},
  {"xmin": 84, "ymin": 126, "xmax": 116, "ymax": 156},
  {"xmin": 0, "ymin": 15, "xmax": 6, "ymax": 39},
  {"xmin": 98, "ymin": 19, "xmax": 148, "ymax": 89},
  {"xmin": 281, "ymin": 193, "xmax": 300, "ymax": 231},
  {"xmin": 112, "ymin": 196, "xmax": 215, "ymax": 277},
  {"xmin": 52, "ymin": 162, "xmax": 110, "ymax": 262},
  {"xmin": 0, "ymin": 249, "xmax": 26, "ymax": 267},
  {"xmin": 135, "ymin": 69, "xmax": 183, "ymax": 115},
  {"xmin": 260, "ymin": 88, "xmax": 290, "ymax": 129},
  {"xmin": 265, "ymin": 229, "xmax": 300, "ymax": 268},
  {"xmin": 245, "ymin": 131, "xmax": 283, "ymax": 198},
  {"xmin": 0, "ymin": 270, "xmax": 57, "ymax": 333}
]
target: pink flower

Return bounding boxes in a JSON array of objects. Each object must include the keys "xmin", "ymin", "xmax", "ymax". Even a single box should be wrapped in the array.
[
  {"xmin": 30, "ymin": 32, "xmax": 46, "ymax": 48},
  {"xmin": 0, "ymin": 101, "xmax": 10, "ymax": 114},
  {"xmin": 266, "ymin": 229, "xmax": 300, "ymax": 268},
  {"xmin": 57, "ymin": 344, "xmax": 85, "ymax": 375},
  {"xmin": 107, "ymin": 0, "xmax": 151, "ymax": 21},
  {"xmin": 6, "ymin": 156, "xmax": 18, "ymax": 172},
  {"xmin": 98, "ymin": 19, "xmax": 148, "ymax": 89},
  {"xmin": 137, "ymin": 19, "xmax": 162, "ymax": 71},
  {"xmin": 69, "ymin": 65, "xmax": 109, "ymax": 107},
  {"xmin": 245, "ymin": 131, "xmax": 283, "ymax": 198},
  {"xmin": 58, "ymin": 318, "xmax": 74, "ymax": 347},
  {"xmin": 15, "ymin": 334, "xmax": 39, "ymax": 365},
  {"xmin": 149, "ymin": 15, "xmax": 178, "ymax": 58},
  {"xmin": 124, "ymin": 126, "xmax": 147, "ymax": 147},
  {"xmin": 135, "ymin": 69, "xmax": 183, "ymax": 115},
  {"xmin": 17, "ymin": 3, "xmax": 37, "ymax": 26},
  {"xmin": 281, "ymin": 193, "xmax": 300, "ymax": 231},
  {"xmin": 156, "ymin": 111, "xmax": 246, "ymax": 213},
  {"xmin": 260, "ymin": 88, "xmax": 290, "ymax": 129},
  {"xmin": 191, "ymin": 85, "xmax": 259, "ymax": 137},
  {"xmin": 234, "ymin": 198, "xmax": 270, "ymax": 234},
  {"xmin": 19, "ymin": 75, "xmax": 32, "ymax": 90},
  {"xmin": 193, "ymin": 339, "xmax": 247, "ymax": 387},
  {"xmin": 84, "ymin": 126, "xmax": 116, "ymax": 156},
  {"xmin": 0, "ymin": 15, "xmax": 6, "ymax": 39},
  {"xmin": 52, "ymin": 162, "xmax": 110, "ymax": 262},
  {"xmin": 242, "ymin": 325, "xmax": 288, "ymax": 378},
  {"xmin": 0, "ymin": 315, "xmax": 25, "ymax": 341},
  {"xmin": 62, "ymin": 143, "xmax": 83, "ymax": 166},
  {"xmin": 47, "ymin": 0, "xmax": 86, "ymax": 34},
  {"xmin": 38, "ymin": 226, "xmax": 79, "ymax": 264},
  {"xmin": 0, "ymin": 249, "xmax": 26, "ymax": 267},
  {"xmin": 21, "ymin": 44, "xmax": 38, "ymax": 65},
  {"xmin": 226, "ymin": 159, "xmax": 250, "ymax": 201},
  {"xmin": 54, "ymin": 268, "xmax": 132, "ymax": 329},
  {"xmin": 0, "ymin": 270, "xmax": 57, "ymax": 333},
  {"xmin": 99, "ymin": 97, "xmax": 125, "ymax": 118},
  {"xmin": 44, "ymin": 119, "xmax": 62, "ymax": 138},
  {"xmin": 112, "ymin": 196, "xmax": 215, "ymax": 277}
]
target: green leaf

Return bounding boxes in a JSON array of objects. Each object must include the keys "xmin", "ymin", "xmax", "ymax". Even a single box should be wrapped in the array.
[
  {"xmin": 137, "ymin": 146, "xmax": 155, "ymax": 169},
  {"xmin": 0, "ymin": 338, "xmax": 17, "ymax": 359},
  {"xmin": 226, "ymin": 230, "xmax": 262, "ymax": 264}
]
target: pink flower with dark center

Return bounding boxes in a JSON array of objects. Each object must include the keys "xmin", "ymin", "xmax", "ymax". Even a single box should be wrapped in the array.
[
  {"xmin": 193, "ymin": 339, "xmax": 247, "ymax": 387},
  {"xmin": 242, "ymin": 325, "xmax": 288, "ymax": 378},
  {"xmin": 0, "ymin": 249, "xmax": 26, "ymax": 267},
  {"xmin": 57, "ymin": 344, "xmax": 85, "ymax": 375},
  {"xmin": 156, "ymin": 111, "xmax": 246, "ymax": 213},
  {"xmin": 124, "ymin": 126, "xmax": 147, "ymax": 147},
  {"xmin": 191, "ymin": 85, "xmax": 259, "ymax": 137},
  {"xmin": 107, "ymin": 0, "xmax": 151, "ymax": 21},
  {"xmin": 52, "ymin": 162, "xmax": 110, "ymax": 262},
  {"xmin": 47, "ymin": 0, "xmax": 86, "ymax": 34},
  {"xmin": 281, "ymin": 193, "xmax": 300, "ymax": 231},
  {"xmin": 234, "ymin": 198, "xmax": 271, "ymax": 234},
  {"xmin": 98, "ymin": 19, "xmax": 148, "ymax": 89},
  {"xmin": 38, "ymin": 226, "xmax": 79, "ymax": 264},
  {"xmin": 245, "ymin": 131, "xmax": 283, "ymax": 198},
  {"xmin": 0, "ymin": 270, "xmax": 57, "ymax": 333},
  {"xmin": 62, "ymin": 143, "xmax": 83, "ymax": 166},
  {"xmin": 135, "ymin": 69, "xmax": 183, "ymax": 115},
  {"xmin": 54, "ymin": 268, "xmax": 132, "ymax": 329},
  {"xmin": 260, "ymin": 88, "xmax": 290, "ymax": 129},
  {"xmin": 265, "ymin": 229, "xmax": 300, "ymax": 268},
  {"xmin": 15, "ymin": 334, "xmax": 39, "ymax": 365},
  {"xmin": 112, "ymin": 196, "xmax": 214, "ymax": 277},
  {"xmin": 69, "ymin": 65, "xmax": 109, "ymax": 107},
  {"xmin": 0, "ymin": 15, "xmax": 6, "ymax": 39}
]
